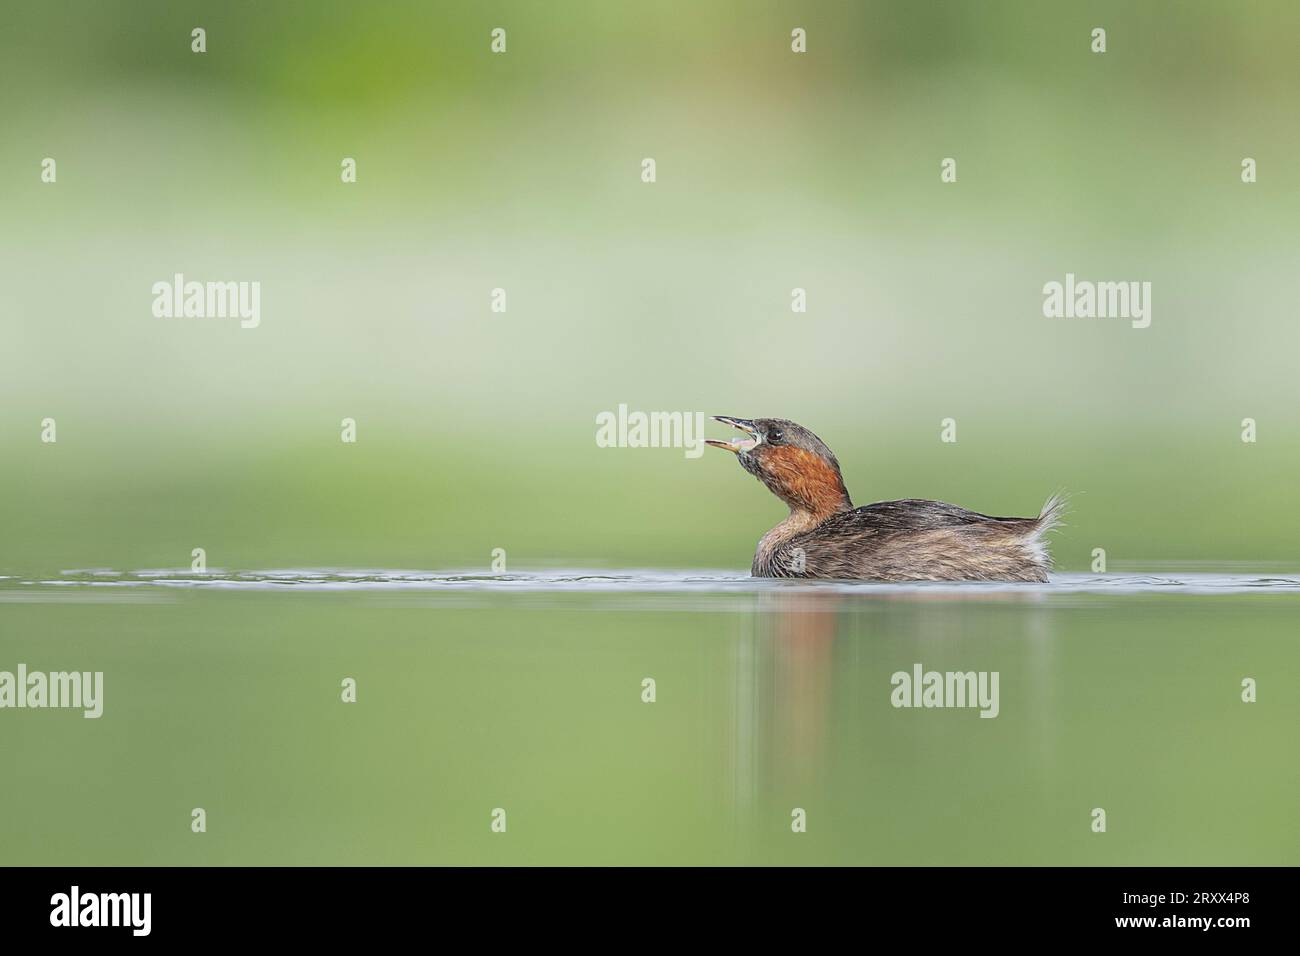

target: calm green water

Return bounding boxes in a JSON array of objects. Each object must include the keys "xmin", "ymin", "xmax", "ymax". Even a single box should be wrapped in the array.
[{"xmin": 2, "ymin": 572, "xmax": 1296, "ymax": 866}]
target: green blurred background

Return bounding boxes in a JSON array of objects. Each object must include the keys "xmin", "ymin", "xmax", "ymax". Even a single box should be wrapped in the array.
[
  {"xmin": 2, "ymin": 0, "xmax": 1298, "ymax": 574},
  {"xmin": 1, "ymin": 0, "xmax": 1298, "ymax": 870}
]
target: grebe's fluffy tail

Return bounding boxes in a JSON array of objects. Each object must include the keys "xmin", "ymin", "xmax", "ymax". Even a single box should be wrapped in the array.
[
  {"xmin": 1022, "ymin": 492, "xmax": 1068, "ymax": 572},
  {"xmin": 1035, "ymin": 492, "xmax": 1068, "ymax": 536}
]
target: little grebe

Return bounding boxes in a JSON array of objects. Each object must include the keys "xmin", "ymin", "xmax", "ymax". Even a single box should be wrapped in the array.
[{"xmin": 706, "ymin": 417, "xmax": 1063, "ymax": 582}]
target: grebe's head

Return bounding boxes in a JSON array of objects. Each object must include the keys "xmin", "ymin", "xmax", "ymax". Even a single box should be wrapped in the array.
[{"xmin": 706, "ymin": 416, "xmax": 851, "ymax": 515}]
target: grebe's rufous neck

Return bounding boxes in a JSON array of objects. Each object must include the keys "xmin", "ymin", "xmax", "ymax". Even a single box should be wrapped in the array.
[{"xmin": 706, "ymin": 416, "xmax": 1063, "ymax": 582}]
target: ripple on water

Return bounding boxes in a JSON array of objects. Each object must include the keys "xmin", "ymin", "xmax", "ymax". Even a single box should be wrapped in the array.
[{"xmin": 2, "ymin": 568, "xmax": 1297, "ymax": 596}]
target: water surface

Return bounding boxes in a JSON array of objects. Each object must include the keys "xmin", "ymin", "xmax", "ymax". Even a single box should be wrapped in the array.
[{"xmin": 1, "ymin": 569, "xmax": 1296, "ymax": 865}]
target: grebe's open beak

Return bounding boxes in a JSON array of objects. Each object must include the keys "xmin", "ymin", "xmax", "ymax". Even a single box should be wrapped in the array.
[{"xmin": 706, "ymin": 416, "xmax": 760, "ymax": 454}]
